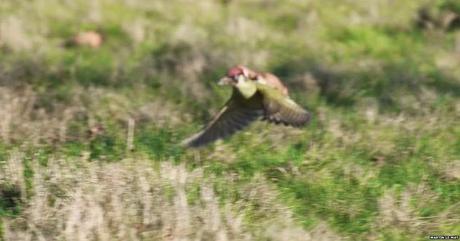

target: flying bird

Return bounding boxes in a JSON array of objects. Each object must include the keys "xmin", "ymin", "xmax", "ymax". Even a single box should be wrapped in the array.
[{"xmin": 182, "ymin": 65, "xmax": 311, "ymax": 148}]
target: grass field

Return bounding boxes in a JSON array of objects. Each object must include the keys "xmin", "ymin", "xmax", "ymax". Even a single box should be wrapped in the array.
[{"xmin": 1, "ymin": 0, "xmax": 459, "ymax": 240}]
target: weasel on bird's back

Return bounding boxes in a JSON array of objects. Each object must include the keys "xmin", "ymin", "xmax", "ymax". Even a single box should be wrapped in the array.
[{"xmin": 182, "ymin": 65, "xmax": 311, "ymax": 148}]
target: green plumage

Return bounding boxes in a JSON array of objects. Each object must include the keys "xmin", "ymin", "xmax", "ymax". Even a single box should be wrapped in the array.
[
  {"xmin": 182, "ymin": 79, "xmax": 311, "ymax": 148},
  {"xmin": 235, "ymin": 75, "xmax": 257, "ymax": 98}
]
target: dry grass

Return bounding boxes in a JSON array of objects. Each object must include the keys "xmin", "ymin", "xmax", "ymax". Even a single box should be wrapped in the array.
[
  {"xmin": 1, "ymin": 154, "xmax": 340, "ymax": 241},
  {"xmin": 0, "ymin": 86, "xmax": 188, "ymax": 146},
  {"xmin": 376, "ymin": 183, "xmax": 460, "ymax": 237},
  {"xmin": 1, "ymin": 0, "xmax": 459, "ymax": 240}
]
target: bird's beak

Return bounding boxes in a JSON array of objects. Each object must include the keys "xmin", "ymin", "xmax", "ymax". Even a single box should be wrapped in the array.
[{"xmin": 218, "ymin": 77, "xmax": 233, "ymax": 86}]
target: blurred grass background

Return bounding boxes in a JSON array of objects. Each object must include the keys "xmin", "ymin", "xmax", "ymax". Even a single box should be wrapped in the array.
[{"xmin": 0, "ymin": 0, "xmax": 459, "ymax": 240}]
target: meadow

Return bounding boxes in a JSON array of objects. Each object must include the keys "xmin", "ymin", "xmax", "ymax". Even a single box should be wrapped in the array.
[{"xmin": 0, "ymin": 0, "xmax": 459, "ymax": 240}]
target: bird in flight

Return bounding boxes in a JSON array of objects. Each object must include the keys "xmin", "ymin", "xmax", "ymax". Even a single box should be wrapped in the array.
[{"xmin": 182, "ymin": 65, "xmax": 311, "ymax": 148}]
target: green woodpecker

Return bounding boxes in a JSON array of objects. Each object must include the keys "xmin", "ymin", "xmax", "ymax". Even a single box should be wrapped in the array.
[{"xmin": 182, "ymin": 65, "xmax": 311, "ymax": 147}]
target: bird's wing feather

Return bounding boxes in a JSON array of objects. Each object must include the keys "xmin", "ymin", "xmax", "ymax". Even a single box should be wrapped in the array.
[
  {"xmin": 256, "ymin": 83, "xmax": 311, "ymax": 127},
  {"xmin": 182, "ymin": 90, "xmax": 263, "ymax": 148}
]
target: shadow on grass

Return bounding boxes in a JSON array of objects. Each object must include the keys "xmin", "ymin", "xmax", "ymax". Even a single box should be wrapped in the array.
[{"xmin": 0, "ymin": 184, "xmax": 21, "ymax": 217}]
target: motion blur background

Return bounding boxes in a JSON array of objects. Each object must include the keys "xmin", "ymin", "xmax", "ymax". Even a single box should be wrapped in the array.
[{"xmin": 0, "ymin": 0, "xmax": 459, "ymax": 240}]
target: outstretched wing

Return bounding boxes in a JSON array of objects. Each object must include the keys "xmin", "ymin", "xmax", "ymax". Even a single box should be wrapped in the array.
[
  {"xmin": 182, "ymin": 90, "xmax": 263, "ymax": 148},
  {"xmin": 256, "ymin": 83, "xmax": 311, "ymax": 127}
]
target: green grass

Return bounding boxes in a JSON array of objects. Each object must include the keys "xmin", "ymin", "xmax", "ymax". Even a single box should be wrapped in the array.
[{"xmin": 1, "ymin": 0, "xmax": 459, "ymax": 240}]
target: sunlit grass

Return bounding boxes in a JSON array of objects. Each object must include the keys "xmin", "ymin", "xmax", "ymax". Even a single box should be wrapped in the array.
[{"xmin": 1, "ymin": 0, "xmax": 459, "ymax": 240}]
